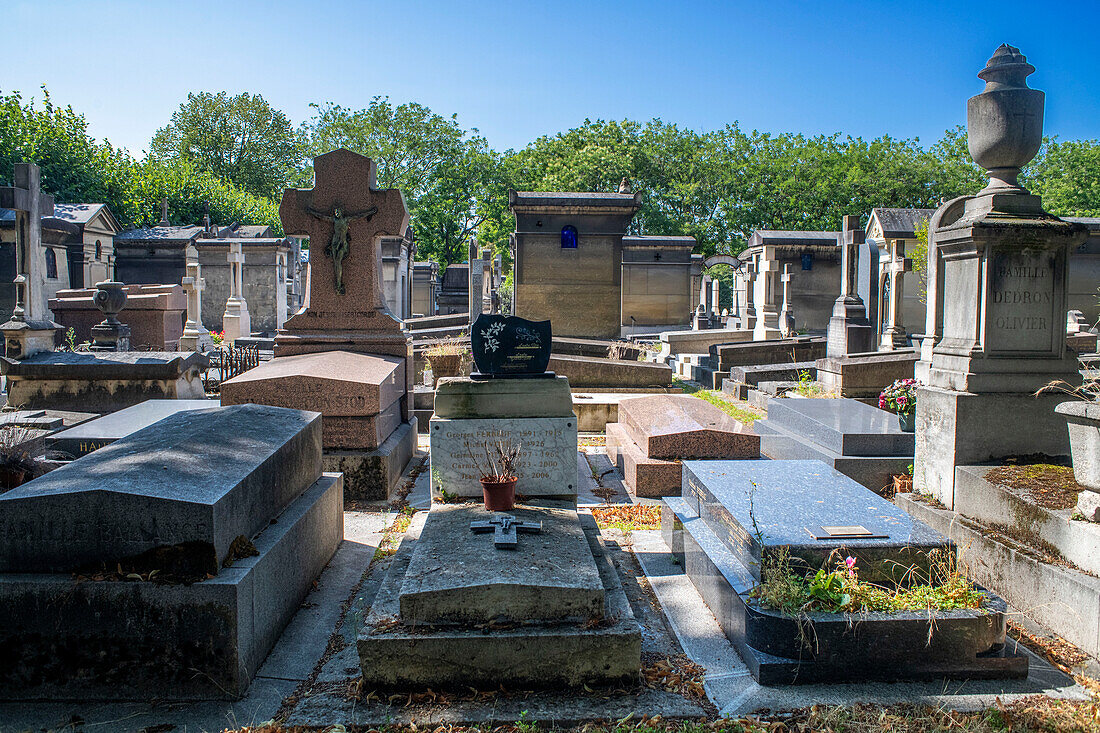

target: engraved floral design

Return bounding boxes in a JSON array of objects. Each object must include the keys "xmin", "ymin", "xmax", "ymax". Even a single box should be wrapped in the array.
[{"xmin": 481, "ymin": 321, "xmax": 505, "ymax": 353}]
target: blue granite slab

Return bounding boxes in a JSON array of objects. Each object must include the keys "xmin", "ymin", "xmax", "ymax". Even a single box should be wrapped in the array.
[
  {"xmin": 682, "ymin": 459, "xmax": 949, "ymax": 582},
  {"xmin": 764, "ymin": 398, "xmax": 914, "ymax": 457}
]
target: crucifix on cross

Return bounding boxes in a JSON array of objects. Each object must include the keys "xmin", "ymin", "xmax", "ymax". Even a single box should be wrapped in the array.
[
  {"xmin": 305, "ymin": 205, "xmax": 378, "ymax": 295},
  {"xmin": 469, "ymin": 513, "xmax": 542, "ymax": 549}
]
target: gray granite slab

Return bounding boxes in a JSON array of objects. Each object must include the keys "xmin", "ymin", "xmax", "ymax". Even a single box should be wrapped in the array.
[
  {"xmin": 46, "ymin": 399, "xmax": 216, "ymax": 457},
  {"xmin": 764, "ymin": 398, "xmax": 914, "ymax": 456},
  {"xmin": 0, "ymin": 404, "xmax": 322, "ymax": 573},
  {"xmin": 682, "ymin": 459, "xmax": 949, "ymax": 583}
]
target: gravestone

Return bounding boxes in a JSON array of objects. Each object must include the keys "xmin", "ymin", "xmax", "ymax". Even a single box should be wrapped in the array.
[
  {"xmin": 0, "ymin": 162, "xmax": 61, "ymax": 359},
  {"xmin": 915, "ymin": 46, "xmax": 1089, "ymax": 507},
  {"xmin": 879, "ymin": 238, "xmax": 912, "ymax": 349},
  {"xmin": 606, "ymin": 394, "xmax": 759, "ymax": 497},
  {"xmin": 222, "ymin": 241, "xmax": 251, "ymax": 344},
  {"xmin": 662, "ymin": 459, "xmax": 1025, "ymax": 684},
  {"xmin": 0, "ymin": 403, "xmax": 343, "ymax": 699},
  {"xmin": 223, "ymin": 149, "xmax": 417, "ymax": 500},
  {"xmin": 179, "ymin": 244, "xmax": 214, "ymax": 351},
  {"xmin": 46, "ymin": 398, "xmax": 214, "ymax": 457},
  {"xmin": 470, "ymin": 313, "xmax": 552, "ymax": 376},
  {"xmin": 753, "ymin": 397, "xmax": 914, "ymax": 490},
  {"xmin": 826, "ymin": 216, "xmax": 874, "ymax": 357},
  {"xmin": 431, "ymin": 314, "xmax": 577, "ymax": 498}
]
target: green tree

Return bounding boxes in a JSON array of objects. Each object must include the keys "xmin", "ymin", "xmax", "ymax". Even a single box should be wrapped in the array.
[
  {"xmin": 150, "ymin": 91, "xmax": 306, "ymax": 199},
  {"xmin": 304, "ymin": 98, "xmax": 505, "ymax": 266},
  {"xmin": 1025, "ymin": 137, "xmax": 1100, "ymax": 217}
]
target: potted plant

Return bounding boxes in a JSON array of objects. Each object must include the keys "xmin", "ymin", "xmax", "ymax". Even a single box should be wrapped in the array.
[
  {"xmin": 424, "ymin": 336, "xmax": 469, "ymax": 387},
  {"xmin": 879, "ymin": 378, "xmax": 917, "ymax": 432},
  {"xmin": 0, "ymin": 426, "xmax": 44, "ymax": 490},
  {"xmin": 466, "ymin": 439, "xmax": 524, "ymax": 511}
]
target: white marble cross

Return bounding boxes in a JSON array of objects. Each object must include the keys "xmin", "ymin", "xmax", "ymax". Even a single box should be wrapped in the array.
[{"xmin": 880, "ymin": 238, "xmax": 912, "ymax": 350}]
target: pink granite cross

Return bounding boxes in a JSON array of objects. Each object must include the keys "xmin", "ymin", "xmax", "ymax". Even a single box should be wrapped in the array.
[{"xmin": 280, "ymin": 149, "xmax": 409, "ymax": 314}]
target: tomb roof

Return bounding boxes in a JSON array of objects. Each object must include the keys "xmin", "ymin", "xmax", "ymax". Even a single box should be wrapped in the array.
[
  {"xmin": 622, "ymin": 235, "xmax": 696, "ymax": 247},
  {"xmin": 867, "ymin": 207, "xmax": 936, "ymax": 239}
]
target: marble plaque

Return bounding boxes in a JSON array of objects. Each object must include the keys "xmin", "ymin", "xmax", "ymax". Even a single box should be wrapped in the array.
[
  {"xmin": 429, "ymin": 416, "xmax": 578, "ymax": 497},
  {"xmin": 987, "ymin": 251, "xmax": 1058, "ymax": 353}
]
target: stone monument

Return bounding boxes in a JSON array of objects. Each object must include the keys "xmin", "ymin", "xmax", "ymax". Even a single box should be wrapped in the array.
[
  {"xmin": 778, "ymin": 263, "xmax": 796, "ymax": 337},
  {"xmin": 879, "ymin": 238, "xmax": 912, "ymax": 350},
  {"xmin": 222, "ymin": 241, "xmax": 251, "ymax": 343},
  {"xmin": 222, "ymin": 149, "xmax": 416, "ymax": 500},
  {"xmin": 0, "ymin": 162, "xmax": 61, "ymax": 359},
  {"xmin": 752, "ymin": 247, "xmax": 781, "ymax": 340},
  {"xmin": 915, "ymin": 45, "xmax": 1089, "ymax": 507},
  {"xmin": 429, "ymin": 314, "xmax": 578, "ymax": 499},
  {"xmin": 88, "ymin": 281, "xmax": 130, "ymax": 352},
  {"xmin": 825, "ymin": 215, "xmax": 874, "ymax": 357},
  {"xmin": 361, "ymin": 312, "xmax": 639, "ymax": 688},
  {"xmin": 180, "ymin": 244, "xmax": 214, "ymax": 351}
]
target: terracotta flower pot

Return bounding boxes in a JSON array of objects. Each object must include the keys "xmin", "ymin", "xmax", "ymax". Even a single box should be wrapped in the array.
[
  {"xmin": 481, "ymin": 477, "xmax": 517, "ymax": 512},
  {"xmin": 893, "ymin": 475, "xmax": 913, "ymax": 494}
]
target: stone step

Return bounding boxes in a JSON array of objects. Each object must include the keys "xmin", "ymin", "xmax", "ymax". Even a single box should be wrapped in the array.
[
  {"xmin": 605, "ymin": 422, "xmax": 682, "ymax": 498},
  {"xmin": 754, "ymin": 416, "xmax": 912, "ymax": 492},
  {"xmin": 764, "ymin": 398, "xmax": 914, "ymax": 457}
]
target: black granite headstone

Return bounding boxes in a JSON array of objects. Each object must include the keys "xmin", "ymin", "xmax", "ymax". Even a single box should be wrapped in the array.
[{"xmin": 470, "ymin": 314, "xmax": 552, "ymax": 378}]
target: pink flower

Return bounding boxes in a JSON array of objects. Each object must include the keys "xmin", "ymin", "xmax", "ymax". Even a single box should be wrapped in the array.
[{"xmin": 845, "ymin": 556, "xmax": 856, "ymax": 569}]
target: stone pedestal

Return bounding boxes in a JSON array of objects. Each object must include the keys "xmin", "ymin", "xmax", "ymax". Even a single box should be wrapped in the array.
[
  {"xmin": 0, "ymin": 319, "xmax": 60, "ymax": 361},
  {"xmin": 429, "ymin": 376, "xmax": 578, "ymax": 499},
  {"xmin": 752, "ymin": 251, "xmax": 781, "ymax": 340},
  {"xmin": 221, "ymin": 350, "xmax": 416, "ymax": 500}
]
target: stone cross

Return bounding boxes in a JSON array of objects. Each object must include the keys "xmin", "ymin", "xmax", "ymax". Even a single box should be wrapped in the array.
[
  {"xmin": 825, "ymin": 215, "xmax": 873, "ymax": 357},
  {"xmin": 879, "ymin": 239, "xmax": 912, "ymax": 350},
  {"xmin": 280, "ymin": 149, "xmax": 409, "ymax": 314},
  {"xmin": 275, "ymin": 251, "xmax": 289, "ymax": 328},
  {"xmin": 779, "ymin": 263, "xmax": 795, "ymax": 337},
  {"xmin": 222, "ymin": 242, "xmax": 251, "ymax": 343},
  {"xmin": 0, "ymin": 163, "xmax": 54, "ymax": 323},
  {"xmin": 179, "ymin": 244, "xmax": 212, "ymax": 351},
  {"xmin": 469, "ymin": 236, "xmax": 485, "ymax": 325},
  {"xmin": 753, "ymin": 248, "xmax": 781, "ymax": 340},
  {"xmin": 839, "ymin": 215, "xmax": 863, "ymax": 300},
  {"xmin": 469, "ymin": 513, "xmax": 542, "ymax": 549},
  {"xmin": 743, "ymin": 260, "xmax": 757, "ymax": 331}
]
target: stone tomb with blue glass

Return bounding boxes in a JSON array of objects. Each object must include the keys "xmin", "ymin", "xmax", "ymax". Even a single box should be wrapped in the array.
[{"xmin": 661, "ymin": 459, "xmax": 1026, "ymax": 685}]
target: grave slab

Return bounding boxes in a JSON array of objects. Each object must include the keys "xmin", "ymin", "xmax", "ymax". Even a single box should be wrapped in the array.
[
  {"xmin": 45, "ymin": 398, "xmax": 215, "ymax": 458},
  {"xmin": 617, "ymin": 394, "xmax": 759, "ymax": 459},
  {"xmin": 762, "ymin": 398, "xmax": 913, "ymax": 457},
  {"xmin": 1, "ymin": 351, "xmax": 210, "ymax": 412},
  {"xmin": 605, "ymin": 421, "xmax": 682, "ymax": 498},
  {"xmin": 681, "ymin": 459, "xmax": 950, "ymax": 584},
  {"xmin": 0, "ymin": 403, "xmax": 322, "ymax": 573},
  {"xmin": 358, "ymin": 511, "xmax": 641, "ymax": 688},
  {"xmin": 399, "ymin": 501, "xmax": 604, "ymax": 625}
]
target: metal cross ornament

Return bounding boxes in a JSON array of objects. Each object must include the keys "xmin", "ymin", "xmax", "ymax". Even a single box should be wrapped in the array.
[{"xmin": 469, "ymin": 513, "xmax": 542, "ymax": 550}]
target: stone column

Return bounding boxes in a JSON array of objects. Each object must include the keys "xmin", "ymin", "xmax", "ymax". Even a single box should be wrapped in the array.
[
  {"xmin": 222, "ymin": 242, "xmax": 251, "ymax": 343},
  {"xmin": 710, "ymin": 277, "xmax": 720, "ymax": 321},
  {"xmin": 180, "ymin": 244, "xmax": 213, "ymax": 352},
  {"xmin": 825, "ymin": 216, "xmax": 874, "ymax": 356},
  {"xmin": 275, "ymin": 251, "xmax": 289, "ymax": 329},
  {"xmin": 743, "ymin": 261, "xmax": 757, "ymax": 332},
  {"xmin": 914, "ymin": 45, "xmax": 1089, "ymax": 508},
  {"xmin": 753, "ymin": 247, "xmax": 781, "ymax": 340},
  {"xmin": 779, "ymin": 263, "xmax": 796, "ymax": 337},
  {"xmin": 468, "ymin": 237, "xmax": 485, "ymax": 325},
  {"xmin": 694, "ymin": 275, "xmax": 709, "ymax": 330},
  {"xmin": 879, "ymin": 239, "xmax": 912, "ymax": 350},
  {"xmin": 727, "ymin": 273, "xmax": 744, "ymax": 329},
  {"xmin": 0, "ymin": 162, "xmax": 61, "ymax": 359}
]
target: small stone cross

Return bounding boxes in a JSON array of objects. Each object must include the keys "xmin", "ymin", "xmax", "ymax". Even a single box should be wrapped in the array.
[
  {"xmin": 779, "ymin": 263, "xmax": 795, "ymax": 336},
  {"xmin": 469, "ymin": 513, "xmax": 542, "ymax": 550},
  {"xmin": 0, "ymin": 163, "xmax": 54, "ymax": 322}
]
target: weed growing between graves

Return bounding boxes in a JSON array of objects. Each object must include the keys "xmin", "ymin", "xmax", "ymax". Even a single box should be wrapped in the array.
[
  {"xmin": 673, "ymin": 380, "xmax": 761, "ymax": 424},
  {"xmin": 750, "ymin": 548, "xmax": 987, "ymax": 615},
  {"xmin": 794, "ymin": 369, "xmax": 826, "ymax": 398},
  {"xmin": 372, "ymin": 507, "xmax": 417, "ymax": 561},
  {"xmin": 591, "ymin": 505, "xmax": 662, "ymax": 531}
]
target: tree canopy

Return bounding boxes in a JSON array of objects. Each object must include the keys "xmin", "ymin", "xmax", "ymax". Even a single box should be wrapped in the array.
[{"xmin": 2, "ymin": 87, "xmax": 1097, "ymax": 270}]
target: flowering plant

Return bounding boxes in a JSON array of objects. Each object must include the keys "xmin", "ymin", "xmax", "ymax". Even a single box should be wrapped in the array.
[{"xmin": 880, "ymin": 378, "xmax": 917, "ymax": 415}]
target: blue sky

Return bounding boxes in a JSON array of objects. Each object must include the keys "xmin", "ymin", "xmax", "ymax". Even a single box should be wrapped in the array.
[{"xmin": 6, "ymin": 0, "xmax": 1098, "ymax": 156}]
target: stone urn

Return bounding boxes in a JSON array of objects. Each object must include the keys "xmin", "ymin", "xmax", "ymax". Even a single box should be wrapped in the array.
[
  {"xmin": 967, "ymin": 44, "xmax": 1044, "ymax": 193},
  {"xmin": 1055, "ymin": 401, "xmax": 1100, "ymax": 520},
  {"xmin": 92, "ymin": 281, "xmax": 127, "ymax": 324}
]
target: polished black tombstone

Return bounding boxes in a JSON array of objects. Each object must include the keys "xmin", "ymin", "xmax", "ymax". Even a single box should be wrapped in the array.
[{"xmin": 470, "ymin": 314, "xmax": 553, "ymax": 378}]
